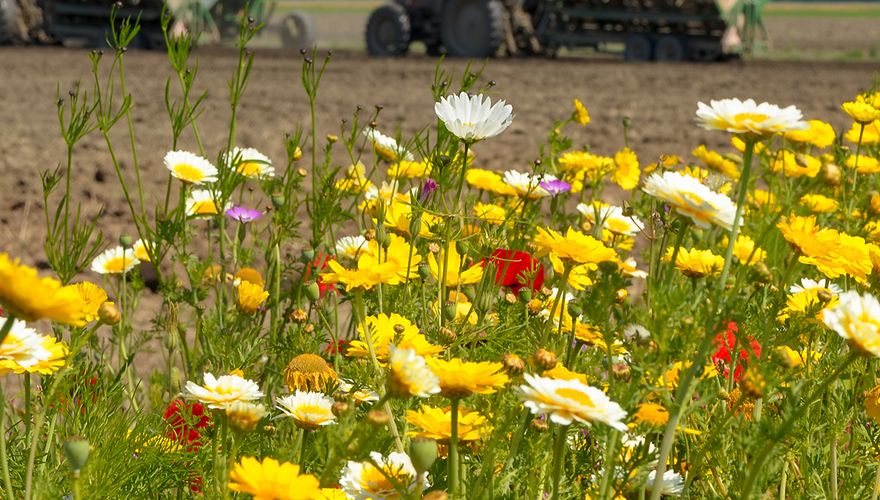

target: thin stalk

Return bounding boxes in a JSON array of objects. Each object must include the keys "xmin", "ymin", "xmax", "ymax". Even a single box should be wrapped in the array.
[
  {"xmin": 871, "ymin": 462, "xmax": 880, "ymax": 500},
  {"xmin": 650, "ymin": 138, "xmax": 756, "ymax": 500},
  {"xmin": 0, "ymin": 380, "xmax": 15, "ymax": 500},
  {"xmin": 831, "ymin": 434, "xmax": 838, "ymax": 500},
  {"xmin": 293, "ymin": 427, "xmax": 306, "ymax": 464},
  {"xmin": 449, "ymin": 398, "xmax": 461, "ymax": 498},
  {"xmin": 779, "ymin": 459, "xmax": 788, "ymax": 500},
  {"xmin": 549, "ymin": 425, "xmax": 567, "ymax": 499},
  {"xmin": 24, "ymin": 372, "xmax": 31, "ymax": 440}
]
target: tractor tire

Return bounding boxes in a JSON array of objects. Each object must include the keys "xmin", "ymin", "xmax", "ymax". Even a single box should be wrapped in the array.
[
  {"xmin": 0, "ymin": 0, "xmax": 25, "ymax": 44},
  {"xmin": 653, "ymin": 36, "xmax": 685, "ymax": 62},
  {"xmin": 440, "ymin": 0, "xmax": 503, "ymax": 58},
  {"xmin": 365, "ymin": 3, "xmax": 410, "ymax": 57},
  {"xmin": 281, "ymin": 12, "xmax": 316, "ymax": 51},
  {"xmin": 623, "ymin": 34, "xmax": 652, "ymax": 62}
]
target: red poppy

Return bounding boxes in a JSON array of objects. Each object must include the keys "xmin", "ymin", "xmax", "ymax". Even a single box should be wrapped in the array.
[
  {"xmin": 163, "ymin": 399, "xmax": 211, "ymax": 450},
  {"xmin": 711, "ymin": 321, "xmax": 761, "ymax": 382},
  {"xmin": 324, "ymin": 339, "xmax": 349, "ymax": 357},
  {"xmin": 487, "ymin": 249, "xmax": 545, "ymax": 293},
  {"xmin": 304, "ymin": 253, "xmax": 338, "ymax": 297}
]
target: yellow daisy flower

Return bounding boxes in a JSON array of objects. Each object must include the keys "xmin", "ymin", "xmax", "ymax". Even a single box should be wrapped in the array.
[
  {"xmin": 347, "ymin": 313, "xmax": 443, "ymax": 361},
  {"xmin": 388, "ymin": 159, "xmax": 431, "ymax": 178},
  {"xmin": 466, "ymin": 168, "xmax": 517, "ymax": 196},
  {"xmin": 770, "ymin": 150, "xmax": 821, "ymax": 178},
  {"xmin": 276, "ymin": 391, "xmax": 337, "ymax": 430},
  {"xmin": 533, "ymin": 227, "xmax": 617, "ymax": 266},
  {"xmin": 692, "ymin": 144, "xmax": 740, "ymax": 180},
  {"xmin": 428, "ymin": 243, "xmax": 484, "ymax": 287},
  {"xmin": 237, "ymin": 281, "xmax": 269, "ymax": 314},
  {"xmin": 63, "ymin": 282, "xmax": 107, "ymax": 323},
  {"xmin": 426, "ymin": 357, "xmax": 509, "ymax": 399},
  {"xmin": 844, "ymin": 121, "xmax": 880, "ymax": 146},
  {"xmin": 665, "ymin": 247, "xmax": 724, "ymax": 278},
  {"xmin": 473, "ymin": 202, "xmax": 507, "ymax": 225},
  {"xmin": 0, "ymin": 254, "xmax": 85, "ymax": 325},
  {"xmin": 406, "ymin": 405, "xmax": 491, "ymax": 442},
  {"xmin": 783, "ymin": 119, "xmax": 836, "ymax": 148},
  {"xmin": 283, "ymin": 354, "xmax": 338, "ymax": 393},
  {"xmin": 572, "ymin": 99, "xmax": 590, "ymax": 126},
  {"xmin": 611, "ymin": 148, "xmax": 640, "ymax": 190},
  {"xmin": 228, "ymin": 456, "xmax": 321, "ymax": 500},
  {"xmin": 800, "ymin": 194, "xmax": 839, "ymax": 213}
]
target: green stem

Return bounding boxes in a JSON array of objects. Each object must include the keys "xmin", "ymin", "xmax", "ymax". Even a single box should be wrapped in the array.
[
  {"xmin": 831, "ymin": 433, "xmax": 839, "ymax": 500},
  {"xmin": 72, "ymin": 472, "xmax": 82, "ymax": 500},
  {"xmin": 449, "ymin": 398, "xmax": 461, "ymax": 498},
  {"xmin": 779, "ymin": 459, "xmax": 788, "ymax": 500},
  {"xmin": 0, "ymin": 380, "xmax": 15, "ymax": 500},
  {"xmin": 293, "ymin": 427, "xmax": 305, "ymax": 464},
  {"xmin": 650, "ymin": 138, "xmax": 756, "ymax": 500},
  {"xmin": 549, "ymin": 425, "xmax": 567, "ymax": 499},
  {"xmin": 871, "ymin": 462, "xmax": 880, "ymax": 500},
  {"xmin": 740, "ymin": 352, "xmax": 858, "ymax": 498},
  {"xmin": 24, "ymin": 372, "xmax": 31, "ymax": 441}
]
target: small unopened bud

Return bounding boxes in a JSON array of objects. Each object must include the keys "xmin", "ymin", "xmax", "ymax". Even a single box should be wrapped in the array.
[
  {"xmin": 823, "ymin": 162, "xmax": 841, "ymax": 186},
  {"xmin": 364, "ymin": 229, "xmax": 376, "ymax": 241},
  {"xmin": 530, "ymin": 418, "xmax": 548, "ymax": 432},
  {"xmin": 292, "ymin": 146, "xmax": 303, "ymax": 162},
  {"xmin": 409, "ymin": 438, "xmax": 438, "ymax": 474},
  {"xmin": 297, "ymin": 167, "xmax": 307, "ymax": 177},
  {"xmin": 437, "ymin": 327, "xmax": 457, "ymax": 344},
  {"xmin": 527, "ymin": 298, "xmax": 544, "ymax": 315},
  {"xmin": 443, "ymin": 303, "xmax": 458, "ymax": 322},
  {"xmin": 305, "ymin": 282, "xmax": 321, "ymax": 302},
  {"xmin": 64, "ymin": 437, "xmax": 90, "ymax": 473},
  {"xmin": 504, "ymin": 293, "xmax": 517, "ymax": 304},
  {"xmin": 98, "ymin": 302, "xmax": 121, "ymax": 325},
  {"xmin": 301, "ymin": 249, "xmax": 316, "ymax": 262},
  {"xmin": 418, "ymin": 263, "xmax": 431, "ymax": 281},
  {"xmin": 817, "ymin": 288, "xmax": 833, "ymax": 304},
  {"xmin": 518, "ymin": 288, "xmax": 532, "ymax": 302},
  {"xmin": 752, "ymin": 262, "xmax": 772, "ymax": 284},
  {"xmin": 611, "ymin": 362, "xmax": 630, "ymax": 379},
  {"xmin": 271, "ymin": 194, "xmax": 286, "ymax": 209},
  {"xmin": 303, "ymin": 323, "xmax": 315, "ymax": 334},
  {"xmin": 567, "ymin": 302, "xmax": 583, "ymax": 318},
  {"xmin": 533, "ymin": 349, "xmax": 557, "ymax": 371},
  {"xmin": 332, "ymin": 401, "xmax": 350, "ymax": 417},
  {"xmin": 428, "ymin": 242, "xmax": 441, "ymax": 254},
  {"xmin": 367, "ymin": 409, "xmax": 389, "ymax": 426},
  {"xmin": 326, "ymin": 134, "xmax": 338, "ymax": 144},
  {"xmin": 424, "ymin": 491, "xmax": 449, "ymax": 500},
  {"xmin": 615, "ymin": 289, "xmax": 628, "ymax": 303},
  {"xmin": 291, "ymin": 309, "xmax": 309, "ymax": 323},
  {"xmin": 717, "ymin": 389, "xmax": 731, "ymax": 401},
  {"xmin": 502, "ymin": 353, "xmax": 526, "ymax": 375},
  {"xmin": 119, "ymin": 235, "xmax": 132, "ymax": 248}
]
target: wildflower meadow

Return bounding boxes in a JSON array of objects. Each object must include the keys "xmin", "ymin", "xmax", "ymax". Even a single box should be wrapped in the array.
[{"xmin": 5, "ymin": 10, "xmax": 880, "ymax": 500}]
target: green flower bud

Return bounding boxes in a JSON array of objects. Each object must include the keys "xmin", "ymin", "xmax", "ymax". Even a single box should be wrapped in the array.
[
  {"xmin": 119, "ymin": 235, "xmax": 133, "ymax": 248},
  {"xmin": 409, "ymin": 438, "xmax": 438, "ymax": 474},
  {"xmin": 518, "ymin": 288, "xmax": 532, "ymax": 302},
  {"xmin": 64, "ymin": 437, "xmax": 90, "ymax": 473},
  {"xmin": 443, "ymin": 302, "xmax": 458, "ymax": 322},
  {"xmin": 418, "ymin": 263, "xmax": 431, "ymax": 281},
  {"xmin": 271, "ymin": 194, "xmax": 286, "ymax": 209},
  {"xmin": 567, "ymin": 303, "xmax": 583, "ymax": 318},
  {"xmin": 301, "ymin": 249, "xmax": 316, "ymax": 263},
  {"xmin": 305, "ymin": 282, "xmax": 321, "ymax": 302}
]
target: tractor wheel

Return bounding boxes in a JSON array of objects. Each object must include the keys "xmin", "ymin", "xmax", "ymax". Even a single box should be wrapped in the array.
[
  {"xmin": 623, "ymin": 34, "xmax": 652, "ymax": 62},
  {"xmin": 653, "ymin": 36, "xmax": 685, "ymax": 62},
  {"xmin": 440, "ymin": 0, "xmax": 503, "ymax": 58},
  {"xmin": 281, "ymin": 12, "xmax": 316, "ymax": 51},
  {"xmin": 365, "ymin": 3, "xmax": 410, "ymax": 56},
  {"xmin": 0, "ymin": 0, "xmax": 25, "ymax": 44}
]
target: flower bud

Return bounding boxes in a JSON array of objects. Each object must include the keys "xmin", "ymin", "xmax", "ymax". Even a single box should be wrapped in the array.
[
  {"xmin": 823, "ymin": 162, "xmax": 841, "ymax": 186},
  {"xmin": 367, "ymin": 409, "xmax": 389, "ymax": 426},
  {"xmin": 305, "ymin": 282, "xmax": 321, "ymax": 303},
  {"xmin": 527, "ymin": 298, "xmax": 544, "ymax": 315},
  {"xmin": 611, "ymin": 362, "xmax": 630, "ymax": 380},
  {"xmin": 567, "ymin": 302, "xmax": 583, "ymax": 318},
  {"xmin": 271, "ymin": 194, "xmax": 286, "ymax": 209},
  {"xmin": 409, "ymin": 438, "xmax": 438, "ymax": 474},
  {"xmin": 297, "ymin": 167, "xmax": 308, "ymax": 177},
  {"xmin": 290, "ymin": 309, "xmax": 309, "ymax": 323},
  {"xmin": 502, "ymin": 353, "xmax": 526, "ymax": 375},
  {"xmin": 443, "ymin": 303, "xmax": 458, "ymax": 322},
  {"xmin": 301, "ymin": 249, "xmax": 316, "ymax": 263},
  {"xmin": 332, "ymin": 401, "xmax": 350, "ymax": 417},
  {"xmin": 118, "ymin": 235, "xmax": 132, "ymax": 248},
  {"xmin": 98, "ymin": 301, "xmax": 121, "ymax": 325},
  {"xmin": 518, "ymin": 288, "xmax": 532, "ymax": 302},
  {"xmin": 292, "ymin": 146, "xmax": 303, "ymax": 162},
  {"xmin": 326, "ymin": 134, "xmax": 338, "ymax": 144},
  {"xmin": 418, "ymin": 263, "xmax": 431, "ymax": 281},
  {"xmin": 533, "ymin": 349, "xmax": 557, "ymax": 371},
  {"xmin": 530, "ymin": 418, "xmax": 548, "ymax": 432},
  {"xmin": 504, "ymin": 293, "xmax": 517, "ymax": 304},
  {"xmin": 64, "ymin": 437, "xmax": 90, "ymax": 473},
  {"xmin": 437, "ymin": 327, "xmax": 458, "ymax": 344}
]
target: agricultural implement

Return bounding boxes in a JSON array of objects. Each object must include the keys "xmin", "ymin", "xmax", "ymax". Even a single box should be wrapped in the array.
[
  {"xmin": 0, "ymin": 0, "xmax": 315, "ymax": 48},
  {"xmin": 365, "ymin": 0, "xmax": 769, "ymax": 61}
]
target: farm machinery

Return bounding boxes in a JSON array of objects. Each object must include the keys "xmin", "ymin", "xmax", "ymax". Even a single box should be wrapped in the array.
[
  {"xmin": 365, "ymin": 0, "xmax": 769, "ymax": 61},
  {"xmin": 0, "ymin": 0, "xmax": 315, "ymax": 48}
]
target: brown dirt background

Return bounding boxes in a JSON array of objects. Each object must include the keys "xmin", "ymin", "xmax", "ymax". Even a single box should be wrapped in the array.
[{"xmin": 0, "ymin": 16, "xmax": 878, "ymax": 379}]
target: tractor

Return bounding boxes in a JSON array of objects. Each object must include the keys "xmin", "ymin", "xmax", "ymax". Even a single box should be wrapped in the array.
[
  {"xmin": 365, "ymin": 0, "xmax": 769, "ymax": 61},
  {"xmin": 0, "ymin": 0, "xmax": 315, "ymax": 48}
]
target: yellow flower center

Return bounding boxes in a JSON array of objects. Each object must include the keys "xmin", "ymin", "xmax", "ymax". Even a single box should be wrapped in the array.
[
  {"xmin": 734, "ymin": 112, "xmax": 770, "ymax": 124},
  {"xmin": 237, "ymin": 162, "xmax": 262, "ymax": 177},
  {"xmin": 555, "ymin": 387, "xmax": 594, "ymax": 407},
  {"xmin": 173, "ymin": 163, "xmax": 204, "ymax": 182},
  {"xmin": 103, "ymin": 256, "xmax": 131, "ymax": 273},
  {"xmin": 192, "ymin": 201, "xmax": 218, "ymax": 215}
]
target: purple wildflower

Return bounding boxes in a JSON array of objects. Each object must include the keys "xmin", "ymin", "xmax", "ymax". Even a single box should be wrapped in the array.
[
  {"xmin": 420, "ymin": 178, "xmax": 438, "ymax": 203},
  {"xmin": 226, "ymin": 205, "xmax": 263, "ymax": 223},
  {"xmin": 539, "ymin": 178, "xmax": 571, "ymax": 196}
]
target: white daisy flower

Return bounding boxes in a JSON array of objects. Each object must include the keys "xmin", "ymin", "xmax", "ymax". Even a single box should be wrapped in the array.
[
  {"xmin": 164, "ymin": 150, "xmax": 218, "ymax": 185},
  {"xmin": 622, "ymin": 323, "xmax": 651, "ymax": 341},
  {"xmin": 517, "ymin": 373, "xmax": 627, "ymax": 430},
  {"xmin": 364, "ymin": 181, "xmax": 398, "ymax": 204},
  {"xmin": 184, "ymin": 372, "xmax": 264, "ymax": 410},
  {"xmin": 645, "ymin": 470, "xmax": 685, "ymax": 497},
  {"xmin": 0, "ymin": 318, "xmax": 51, "ymax": 368},
  {"xmin": 275, "ymin": 391, "xmax": 337, "ymax": 430},
  {"xmin": 337, "ymin": 379, "xmax": 380, "ymax": 404},
  {"xmin": 577, "ymin": 202, "xmax": 644, "ymax": 236},
  {"xmin": 790, "ymin": 278, "xmax": 843, "ymax": 296},
  {"xmin": 186, "ymin": 189, "xmax": 232, "ymax": 217},
  {"xmin": 642, "ymin": 171, "xmax": 739, "ymax": 230},
  {"xmin": 91, "ymin": 246, "xmax": 140, "ymax": 274},
  {"xmin": 132, "ymin": 239, "xmax": 152, "ymax": 263},
  {"xmin": 823, "ymin": 291, "xmax": 880, "ymax": 358},
  {"xmin": 340, "ymin": 451, "xmax": 427, "ymax": 500},
  {"xmin": 226, "ymin": 147, "xmax": 274, "ymax": 179},
  {"xmin": 434, "ymin": 92, "xmax": 513, "ymax": 142},
  {"xmin": 364, "ymin": 128, "xmax": 413, "ymax": 162},
  {"xmin": 502, "ymin": 170, "xmax": 557, "ymax": 198},
  {"xmin": 538, "ymin": 287, "xmax": 576, "ymax": 321},
  {"xmin": 335, "ymin": 235, "xmax": 369, "ymax": 260},
  {"xmin": 696, "ymin": 98, "xmax": 807, "ymax": 135},
  {"xmin": 620, "ymin": 257, "xmax": 648, "ymax": 280},
  {"xmin": 387, "ymin": 345, "xmax": 441, "ymax": 398}
]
